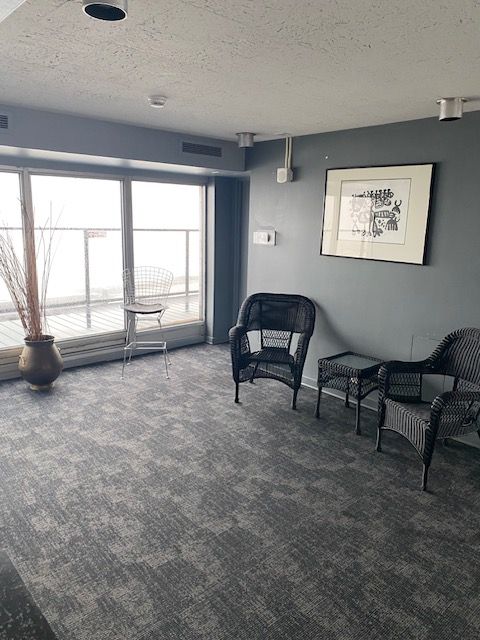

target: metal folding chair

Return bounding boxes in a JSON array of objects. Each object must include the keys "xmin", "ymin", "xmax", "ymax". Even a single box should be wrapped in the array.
[{"xmin": 121, "ymin": 266, "xmax": 173, "ymax": 378}]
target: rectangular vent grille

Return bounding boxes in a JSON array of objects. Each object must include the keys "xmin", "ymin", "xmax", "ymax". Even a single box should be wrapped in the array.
[
  {"xmin": 0, "ymin": 114, "xmax": 8, "ymax": 130},
  {"xmin": 182, "ymin": 141, "xmax": 222, "ymax": 158}
]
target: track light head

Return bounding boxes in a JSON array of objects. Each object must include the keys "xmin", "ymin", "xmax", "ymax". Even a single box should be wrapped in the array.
[
  {"xmin": 236, "ymin": 132, "xmax": 255, "ymax": 148},
  {"xmin": 436, "ymin": 97, "xmax": 467, "ymax": 121}
]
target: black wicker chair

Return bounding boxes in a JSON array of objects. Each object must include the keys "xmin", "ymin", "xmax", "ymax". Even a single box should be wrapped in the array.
[
  {"xmin": 377, "ymin": 327, "xmax": 480, "ymax": 490},
  {"xmin": 229, "ymin": 293, "xmax": 316, "ymax": 409}
]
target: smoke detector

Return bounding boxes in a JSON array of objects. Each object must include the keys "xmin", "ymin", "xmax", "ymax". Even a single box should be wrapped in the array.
[
  {"xmin": 148, "ymin": 95, "xmax": 168, "ymax": 109},
  {"xmin": 436, "ymin": 97, "xmax": 467, "ymax": 121},
  {"xmin": 83, "ymin": 1, "xmax": 128, "ymax": 21}
]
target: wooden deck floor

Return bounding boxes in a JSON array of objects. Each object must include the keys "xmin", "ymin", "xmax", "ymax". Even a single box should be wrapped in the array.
[{"xmin": 0, "ymin": 294, "xmax": 200, "ymax": 348}]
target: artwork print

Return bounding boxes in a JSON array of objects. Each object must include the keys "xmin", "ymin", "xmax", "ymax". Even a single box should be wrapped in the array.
[
  {"xmin": 321, "ymin": 164, "xmax": 434, "ymax": 265},
  {"xmin": 338, "ymin": 179, "xmax": 411, "ymax": 245}
]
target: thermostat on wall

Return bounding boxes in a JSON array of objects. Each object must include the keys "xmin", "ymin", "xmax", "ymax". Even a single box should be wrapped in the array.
[{"xmin": 253, "ymin": 230, "xmax": 276, "ymax": 246}]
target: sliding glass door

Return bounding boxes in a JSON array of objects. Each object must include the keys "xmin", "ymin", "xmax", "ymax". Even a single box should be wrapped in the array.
[
  {"xmin": 30, "ymin": 174, "xmax": 124, "ymax": 341},
  {"xmin": 0, "ymin": 171, "xmax": 24, "ymax": 348},
  {"xmin": 132, "ymin": 181, "xmax": 204, "ymax": 329},
  {"xmin": 0, "ymin": 169, "xmax": 205, "ymax": 354}
]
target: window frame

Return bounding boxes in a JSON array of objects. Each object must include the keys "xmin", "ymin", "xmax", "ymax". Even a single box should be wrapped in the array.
[{"xmin": 0, "ymin": 164, "xmax": 207, "ymax": 376}]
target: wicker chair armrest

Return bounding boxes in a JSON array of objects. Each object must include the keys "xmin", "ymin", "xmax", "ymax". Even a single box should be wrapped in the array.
[
  {"xmin": 379, "ymin": 359, "xmax": 436, "ymax": 379},
  {"xmin": 293, "ymin": 333, "xmax": 310, "ymax": 365},
  {"xmin": 228, "ymin": 324, "xmax": 248, "ymax": 340},
  {"xmin": 430, "ymin": 390, "xmax": 480, "ymax": 437},
  {"xmin": 291, "ymin": 332, "xmax": 311, "ymax": 388},
  {"xmin": 378, "ymin": 359, "xmax": 437, "ymax": 405},
  {"xmin": 229, "ymin": 324, "xmax": 251, "ymax": 359},
  {"xmin": 433, "ymin": 390, "xmax": 480, "ymax": 405}
]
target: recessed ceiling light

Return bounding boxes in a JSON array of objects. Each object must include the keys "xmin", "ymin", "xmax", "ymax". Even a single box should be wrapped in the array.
[
  {"xmin": 148, "ymin": 95, "xmax": 168, "ymax": 109},
  {"xmin": 82, "ymin": 1, "xmax": 128, "ymax": 22}
]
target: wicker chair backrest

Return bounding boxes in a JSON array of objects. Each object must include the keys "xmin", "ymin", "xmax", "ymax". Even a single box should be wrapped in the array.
[
  {"xmin": 238, "ymin": 293, "xmax": 315, "ymax": 337},
  {"xmin": 432, "ymin": 328, "xmax": 480, "ymax": 387}
]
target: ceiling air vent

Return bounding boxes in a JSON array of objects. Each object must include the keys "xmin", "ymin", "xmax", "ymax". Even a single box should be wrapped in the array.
[
  {"xmin": 182, "ymin": 141, "xmax": 222, "ymax": 158},
  {"xmin": 0, "ymin": 114, "xmax": 9, "ymax": 131}
]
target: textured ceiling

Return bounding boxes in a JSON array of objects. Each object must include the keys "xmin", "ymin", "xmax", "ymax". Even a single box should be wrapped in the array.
[{"xmin": 0, "ymin": 0, "xmax": 479, "ymax": 140}]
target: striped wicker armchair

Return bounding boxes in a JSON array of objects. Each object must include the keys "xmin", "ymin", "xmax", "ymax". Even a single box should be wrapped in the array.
[
  {"xmin": 377, "ymin": 328, "xmax": 480, "ymax": 490},
  {"xmin": 229, "ymin": 293, "xmax": 316, "ymax": 409}
]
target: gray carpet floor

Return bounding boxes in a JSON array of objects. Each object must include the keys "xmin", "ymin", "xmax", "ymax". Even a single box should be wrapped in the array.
[{"xmin": 0, "ymin": 344, "xmax": 479, "ymax": 640}]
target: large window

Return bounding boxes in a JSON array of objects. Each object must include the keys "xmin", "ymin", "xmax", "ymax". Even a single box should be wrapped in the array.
[
  {"xmin": 132, "ymin": 181, "xmax": 203, "ymax": 327},
  {"xmin": 0, "ymin": 169, "xmax": 205, "ymax": 352},
  {"xmin": 31, "ymin": 175, "xmax": 124, "ymax": 341},
  {"xmin": 0, "ymin": 172, "xmax": 23, "ymax": 348}
]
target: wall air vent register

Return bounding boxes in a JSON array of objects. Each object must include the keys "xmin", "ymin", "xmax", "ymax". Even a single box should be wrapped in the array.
[{"xmin": 182, "ymin": 142, "xmax": 222, "ymax": 158}]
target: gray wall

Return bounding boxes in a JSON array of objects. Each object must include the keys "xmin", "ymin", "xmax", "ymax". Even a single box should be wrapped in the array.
[
  {"xmin": 244, "ymin": 112, "xmax": 480, "ymax": 386},
  {"xmin": 206, "ymin": 177, "xmax": 245, "ymax": 344},
  {"xmin": 0, "ymin": 106, "xmax": 245, "ymax": 369},
  {"xmin": 0, "ymin": 104, "xmax": 244, "ymax": 172}
]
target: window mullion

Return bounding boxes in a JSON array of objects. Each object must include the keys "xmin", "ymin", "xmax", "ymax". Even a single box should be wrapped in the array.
[
  {"xmin": 19, "ymin": 169, "xmax": 41, "ymax": 337},
  {"xmin": 121, "ymin": 177, "xmax": 134, "ymax": 331}
]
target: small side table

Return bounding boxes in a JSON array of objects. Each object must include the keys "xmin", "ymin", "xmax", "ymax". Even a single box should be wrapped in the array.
[{"xmin": 315, "ymin": 352, "xmax": 384, "ymax": 435}]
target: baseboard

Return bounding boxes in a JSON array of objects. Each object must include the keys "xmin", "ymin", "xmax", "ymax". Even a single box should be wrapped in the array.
[
  {"xmin": 205, "ymin": 335, "xmax": 229, "ymax": 345},
  {"xmin": 301, "ymin": 374, "xmax": 378, "ymax": 412},
  {"xmin": 0, "ymin": 330, "xmax": 205, "ymax": 381},
  {"xmin": 62, "ymin": 334, "xmax": 205, "ymax": 369}
]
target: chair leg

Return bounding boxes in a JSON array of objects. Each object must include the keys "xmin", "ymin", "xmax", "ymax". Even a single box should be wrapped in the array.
[
  {"xmin": 292, "ymin": 388, "xmax": 298, "ymax": 410},
  {"xmin": 421, "ymin": 434, "xmax": 437, "ymax": 491},
  {"xmin": 355, "ymin": 398, "xmax": 362, "ymax": 436},
  {"xmin": 376, "ymin": 404, "xmax": 385, "ymax": 452},
  {"xmin": 355, "ymin": 381, "xmax": 362, "ymax": 435},
  {"xmin": 128, "ymin": 315, "xmax": 137, "ymax": 365},
  {"xmin": 345, "ymin": 392, "xmax": 350, "ymax": 408},
  {"xmin": 163, "ymin": 348, "xmax": 169, "ymax": 380},
  {"xmin": 234, "ymin": 382, "xmax": 239, "ymax": 403},
  {"xmin": 121, "ymin": 316, "xmax": 132, "ymax": 379},
  {"xmin": 249, "ymin": 363, "xmax": 258, "ymax": 383},
  {"xmin": 122, "ymin": 347, "xmax": 128, "ymax": 379},
  {"xmin": 421, "ymin": 463, "xmax": 430, "ymax": 491},
  {"xmin": 158, "ymin": 313, "xmax": 171, "ymax": 365},
  {"xmin": 315, "ymin": 387, "xmax": 322, "ymax": 418}
]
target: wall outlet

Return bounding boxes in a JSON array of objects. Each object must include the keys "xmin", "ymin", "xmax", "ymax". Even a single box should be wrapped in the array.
[
  {"xmin": 276, "ymin": 167, "xmax": 294, "ymax": 183},
  {"xmin": 253, "ymin": 230, "xmax": 276, "ymax": 246}
]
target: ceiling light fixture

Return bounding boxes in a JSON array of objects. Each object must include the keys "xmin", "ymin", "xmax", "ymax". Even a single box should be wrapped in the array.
[
  {"xmin": 82, "ymin": 0, "xmax": 127, "ymax": 21},
  {"xmin": 148, "ymin": 95, "xmax": 167, "ymax": 109},
  {"xmin": 0, "ymin": 0, "xmax": 29, "ymax": 25},
  {"xmin": 436, "ymin": 97, "xmax": 467, "ymax": 121},
  {"xmin": 236, "ymin": 132, "xmax": 255, "ymax": 148}
]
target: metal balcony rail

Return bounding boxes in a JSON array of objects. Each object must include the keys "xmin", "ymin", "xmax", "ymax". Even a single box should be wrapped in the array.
[{"xmin": 0, "ymin": 226, "xmax": 200, "ymax": 329}]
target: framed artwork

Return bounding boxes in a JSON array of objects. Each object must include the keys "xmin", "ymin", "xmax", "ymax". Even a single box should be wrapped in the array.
[{"xmin": 320, "ymin": 163, "xmax": 434, "ymax": 264}]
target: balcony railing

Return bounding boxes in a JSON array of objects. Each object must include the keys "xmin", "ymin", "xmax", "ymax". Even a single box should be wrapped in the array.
[{"xmin": 0, "ymin": 226, "xmax": 202, "ymax": 344}]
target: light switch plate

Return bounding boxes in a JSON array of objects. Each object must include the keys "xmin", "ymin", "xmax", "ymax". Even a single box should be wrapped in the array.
[{"xmin": 253, "ymin": 230, "xmax": 276, "ymax": 246}]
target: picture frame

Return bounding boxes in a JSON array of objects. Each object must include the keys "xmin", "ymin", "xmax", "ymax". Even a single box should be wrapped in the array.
[{"xmin": 320, "ymin": 163, "xmax": 435, "ymax": 265}]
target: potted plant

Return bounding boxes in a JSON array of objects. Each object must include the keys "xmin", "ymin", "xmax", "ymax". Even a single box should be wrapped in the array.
[{"xmin": 0, "ymin": 209, "xmax": 63, "ymax": 390}]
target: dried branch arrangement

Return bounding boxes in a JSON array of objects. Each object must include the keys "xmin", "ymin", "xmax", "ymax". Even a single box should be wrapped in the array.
[{"xmin": 0, "ymin": 207, "xmax": 56, "ymax": 341}]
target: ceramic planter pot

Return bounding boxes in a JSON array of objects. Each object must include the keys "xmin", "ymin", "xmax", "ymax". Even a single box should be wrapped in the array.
[{"xmin": 18, "ymin": 335, "xmax": 63, "ymax": 391}]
